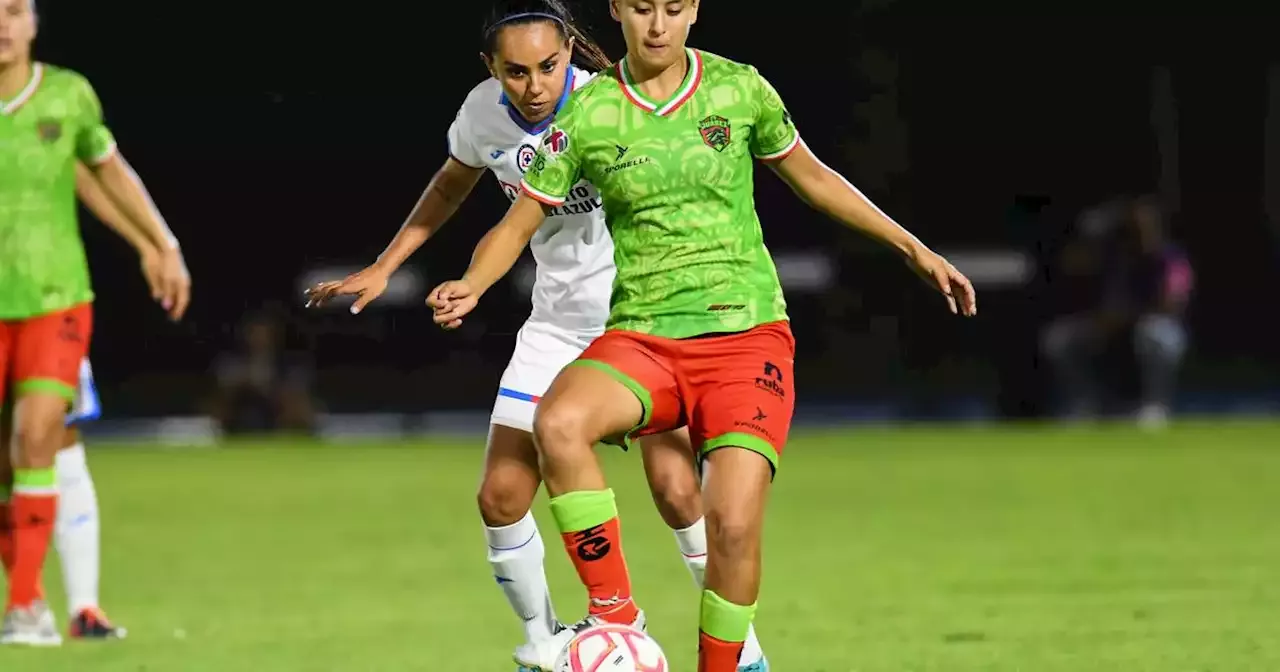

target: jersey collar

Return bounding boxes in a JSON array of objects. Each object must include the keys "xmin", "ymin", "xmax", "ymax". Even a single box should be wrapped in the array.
[
  {"xmin": 616, "ymin": 48, "xmax": 702, "ymax": 117},
  {"xmin": 499, "ymin": 64, "xmax": 575, "ymax": 135},
  {"xmin": 0, "ymin": 63, "xmax": 44, "ymax": 116}
]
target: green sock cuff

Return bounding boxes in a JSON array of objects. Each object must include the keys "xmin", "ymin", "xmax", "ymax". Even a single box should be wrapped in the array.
[
  {"xmin": 549, "ymin": 489, "xmax": 617, "ymax": 533},
  {"xmin": 700, "ymin": 590, "xmax": 756, "ymax": 643},
  {"xmin": 13, "ymin": 468, "xmax": 56, "ymax": 489}
]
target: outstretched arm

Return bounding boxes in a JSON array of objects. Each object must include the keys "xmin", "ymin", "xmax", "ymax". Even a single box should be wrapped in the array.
[
  {"xmin": 373, "ymin": 158, "xmax": 485, "ymax": 274},
  {"xmin": 428, "ymin": 194, "xmax": 549, "ymax": 328},
  {"xmin": 769, "ymin": 143, "xmax": 977, "ymax": 316}
]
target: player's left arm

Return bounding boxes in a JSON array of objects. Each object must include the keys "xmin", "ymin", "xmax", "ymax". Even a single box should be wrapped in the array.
[
  {"xmin": 74, "ymin": 76, "xmax": 191, "ymax": 320},
  {"xmin": 750, "ymin": 70, "xmax": 977, "ymax": 316},
  {"xmin": 75, "ymin": 162, "xmax": 166, "ymax": 298}
]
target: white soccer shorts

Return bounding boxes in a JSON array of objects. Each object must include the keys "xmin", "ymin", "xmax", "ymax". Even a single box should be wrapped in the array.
[{"xmin": 490, "ymin": 321, "xmax": 598, "ymax": 433}]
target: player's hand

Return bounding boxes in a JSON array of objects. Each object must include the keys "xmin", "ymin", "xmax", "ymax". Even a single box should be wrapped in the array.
[
  {"xmin": 427, "ymin": 279, "xmax": 478, "ymax": 330},
  {"xmin": 907, "ymin": 246, "xmax": 977, "ymax": 316},
  {"xmin": 305, "ymin": 266, "xmax": 390, "ymax": 314},
  {"xmin": 159, "ymin": 248, "xmax": 192, "ymax": 321}
]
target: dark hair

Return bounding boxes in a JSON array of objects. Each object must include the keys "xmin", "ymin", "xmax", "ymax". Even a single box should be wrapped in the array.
[{"xmin": 483, "ymin": 0, "xmax": 612, "ymax": 72}]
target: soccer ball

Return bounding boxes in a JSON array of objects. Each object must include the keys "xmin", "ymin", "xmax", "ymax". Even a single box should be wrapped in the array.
[{"xmin": 554, "ymin": 623, "xmax": 668, "ymax": 672}]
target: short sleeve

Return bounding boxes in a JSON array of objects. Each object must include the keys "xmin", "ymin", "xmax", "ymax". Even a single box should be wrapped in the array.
[
  {"xmin": 749, "ymin": 68, "xmax": 800, "ymax": 162},
  {"xmin": 519, "ymin": 102, "xmax": 584, "ymax": 207},
  {"xmin": 446, "ymin": 102, "xmax": 485, "ymax": 169},
  {"xmin": 74, "ymin": 76, "xmax": 117, "ymax": 165}
]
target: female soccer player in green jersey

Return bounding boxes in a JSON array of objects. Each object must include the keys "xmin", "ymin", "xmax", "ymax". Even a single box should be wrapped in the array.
[
  {"xmin": 431, "ymin": 0, "xmax": 977, "ymax": 668},
  {"xmin": 0, "ymin": 0, "xmax": 187, "ymax": 645}
]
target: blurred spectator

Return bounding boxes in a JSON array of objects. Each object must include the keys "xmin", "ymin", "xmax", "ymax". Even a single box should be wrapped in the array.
[
  {"xmin": 1040, "ymin": 196, "xmax": 1194, "ymax": 427},
  {"xmin": 209, "ymin": 308, "xmax": 317, "ymax": 436}
]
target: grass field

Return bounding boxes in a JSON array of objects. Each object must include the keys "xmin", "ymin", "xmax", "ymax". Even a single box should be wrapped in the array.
[{"xmin": 2, "ymin": 422, "xmax": 1279, "ymax": 671}]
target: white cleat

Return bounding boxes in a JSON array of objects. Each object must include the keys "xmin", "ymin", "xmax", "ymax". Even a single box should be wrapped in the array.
[
  {"xmin": 1, "ymin": 601, "xmax": 63, "ymax": 647},
  {"xmin": 513, "ymin": 610, "xmax": 647, "ymax": 671}
]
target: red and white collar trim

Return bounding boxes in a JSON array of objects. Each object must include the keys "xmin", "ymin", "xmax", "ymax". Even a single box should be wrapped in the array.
[
  {"xmin": 0, "ymin": 63, "xmax": 44, "ymax": 116},
  {"xmin": 616, "ymin": 48, "xmax": 702, "ymax": 117}
]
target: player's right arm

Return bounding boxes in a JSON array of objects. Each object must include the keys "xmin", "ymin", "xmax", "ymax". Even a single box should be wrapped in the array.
[
  {"xmin": 74, "ymin": 162, "xmax": 166, "ymax": 299},
  {"xmin": 428, "ymin": 109, "xmax": 585, "ymax": 329},
  {"xmin": 305, "ymin": 101, "xmax": 487, "ymax": 314}
]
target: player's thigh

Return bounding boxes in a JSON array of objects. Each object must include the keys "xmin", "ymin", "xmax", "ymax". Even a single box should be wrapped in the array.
[
  {"xmin": 638, "ymin": 427, "xmax": 702, "ymax": 529},
  {"xmin": 11, "ymin": 303, "xmax": 92, "ymax": 405},
  {"xmin": 685, "ymin": 321, "xmax": 796, "ymax": 474},
  {"xmin": 537, "ymin": 331, "xmax": 682, "ymax": 447}
]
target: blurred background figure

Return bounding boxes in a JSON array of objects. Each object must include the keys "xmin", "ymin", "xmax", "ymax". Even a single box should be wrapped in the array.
[
  {"xmin": 208, "ymin": 307, "xmax": 316, "ymax": 437},
  {"xmin": 1040, "ymin": 196, "xmax": 1194, "ymax": 427}
]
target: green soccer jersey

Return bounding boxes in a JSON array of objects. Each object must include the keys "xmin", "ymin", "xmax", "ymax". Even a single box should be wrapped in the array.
[
  {"xmin": 520, "ymin": 49, "xmax": 799, "ymax": 339},
  {"xmin": 0, "ymin": 63, "xmax": 116, "ymax": 320}
]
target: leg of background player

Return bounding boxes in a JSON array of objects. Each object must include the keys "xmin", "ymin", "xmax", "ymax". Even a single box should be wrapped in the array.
[
  {"xmin": 642, "ymin": 429, "xmax": 767, "ymax": 669},
  {"xmin": 477, "ymin": 424, "xmax": 558, "ymax": 657},
  {"xmin": 55, "ymin": 428, "xmax": 124, "ymax": 639}
]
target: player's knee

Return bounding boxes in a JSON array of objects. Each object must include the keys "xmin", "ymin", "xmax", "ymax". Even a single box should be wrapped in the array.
[
  {"xmin": 704, "ymin": 506, "xmax": 758, "ymax": 561},
  {"xmin": 476, "ymin": 473, "xmax": 536, "ymax": 527},
  {"xmin": 532, "ymin": 401, "xmax": 593, "ymax": 460},
  {"xmin": 650, "ymin": 469, "xmax": 703, "ymax": 530},
  {"xmin": 10, "ymin": 406, "xmax": 64, "ymax": 466}
]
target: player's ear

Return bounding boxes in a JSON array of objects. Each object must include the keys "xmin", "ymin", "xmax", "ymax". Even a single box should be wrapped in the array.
[
  {"xmin": 564, "ymin": 35, "xmax": 575, "ymax": 59},
  {"xmin": 609, "ymin": 0, "xmax": 621, "ymax": 22},
  {"xmin": 480, "ymin": 51, "xmax": 497, "ymax": 79}
]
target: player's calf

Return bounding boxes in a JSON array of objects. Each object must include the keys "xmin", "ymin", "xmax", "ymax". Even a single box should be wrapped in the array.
[
  {"xmin": 698, "ymin": 447, "xmax": 773, "ymax": 672},
  {"xmin": 7, "ymin": 394, "xmax": 67, "ymax": 613}
]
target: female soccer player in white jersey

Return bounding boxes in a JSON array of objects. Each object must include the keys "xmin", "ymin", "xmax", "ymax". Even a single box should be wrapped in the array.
[{"xmin": 305, "ymin": 1, "xmax": 767, "ymax": 669}]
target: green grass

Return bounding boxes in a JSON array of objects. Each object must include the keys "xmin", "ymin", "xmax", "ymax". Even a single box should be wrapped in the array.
[{"xmin": 3, "ymin": 422, "xmax": 1280, "ymax": 671}]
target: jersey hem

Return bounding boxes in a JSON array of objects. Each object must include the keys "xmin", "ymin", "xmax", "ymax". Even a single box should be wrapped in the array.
[
  {"xmin": 0, "ymin": 295, "xmax": 95, "ymax": 322},
  {"xmin": 604, "ymin": 317, "xmax": 791, "ymax": 341}
]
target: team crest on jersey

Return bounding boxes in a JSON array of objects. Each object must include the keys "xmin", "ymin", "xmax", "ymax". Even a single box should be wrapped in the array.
[
  {"xmin": 36, "ymin": 118, "xmax": 62, "ymax": 143},
  {"xmin": 516, "ymin": 144, "xmax": 537, "ymax": 173},
  {"xmin": 542, "ymin": 126, "xmax": 570, "ymax": 155},
  {"xmin": 698, "ymin": 115, "xmax": 731, "ymax": 152}
]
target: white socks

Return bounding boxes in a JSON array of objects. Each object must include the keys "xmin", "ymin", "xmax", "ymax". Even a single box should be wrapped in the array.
[
  {"xmin": 673, "ymin": 517, "xmax": 765, "ymax": 664},
  {"xmin": 54, "ymin": 443, "xmax": 101, "ymax": 616},
  {"xmin": 485, "ymin": 511, "xmax": 558, "ymax": 643}
]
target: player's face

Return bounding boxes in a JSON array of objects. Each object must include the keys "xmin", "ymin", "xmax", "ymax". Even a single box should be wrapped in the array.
[
  {"xmin": 611, "ymin": 0, "xmax": 698, "ymax": 72},
  {"xmin": 483, "ymin": 22, "xmax": 572, "ymax": 125},
  {"xmin": 0, "ymin": 0, "xmax": 37, "ymax": 66}
]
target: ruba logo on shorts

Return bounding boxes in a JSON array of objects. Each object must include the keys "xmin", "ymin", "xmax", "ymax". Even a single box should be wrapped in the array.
[
  {"xmin": 573, "ymin": 525, "xmax": 612, "ymax": 562},
  {"xmin": 37, "ymin": 118, "xmax": 62, "ymax": 143},
  {"xmin": 755, "ymin": 361, "xmax": 785, "ymax": 399},
  {"xmin": 698, "ymin": 115, "xmax": 731, "ymax": 152}
]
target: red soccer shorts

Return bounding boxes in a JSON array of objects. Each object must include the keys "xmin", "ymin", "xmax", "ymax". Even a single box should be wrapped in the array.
[
  {"xmin": 0, "ymin": 302, "xmax": 93, "ymax": 407},
  {"xmin": 571, "ymin": 321, "xmax": 795, "ymax": 471}
]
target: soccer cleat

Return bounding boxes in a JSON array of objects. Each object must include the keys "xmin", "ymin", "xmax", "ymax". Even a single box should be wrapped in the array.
[
  {"xmin": 69, "ymin": 608, "xmax": 127, "ymax": 640},
  {"xmin": 513, "ymin": 610, "xmax": 647, "ymax": 671},
  {"xmin": 0, "ymin": 601, "xmax": 63, "ymax": 647},
  {"xmin": 738, "ymin": 656, "xmax": 770, "ymax": 672}
]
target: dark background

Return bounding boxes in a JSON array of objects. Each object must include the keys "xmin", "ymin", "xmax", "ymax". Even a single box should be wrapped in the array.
[{"xmin": 29, "ymin": 4, "xmax": 1280, "ymax": 419}]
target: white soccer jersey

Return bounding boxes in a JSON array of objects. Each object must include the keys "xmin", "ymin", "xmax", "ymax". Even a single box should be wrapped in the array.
[{"xmin": 448, "ymin": 66, "xmax": 614, "ymax": 334}]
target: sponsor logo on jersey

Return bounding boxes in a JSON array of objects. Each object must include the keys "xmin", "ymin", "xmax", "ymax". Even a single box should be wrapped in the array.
[
  {"xmin": 542, "ymin": 126, "xmax": 570, "ymax": 155},
  {"xmin": 698, "ymin": 115, "xmax": 731, "ymax": 152},
  {"xmin": 615, "ymin": 145, "xmax": 629, "ymax": 161},
  {"xmin": 782, "ymin": 110, "xmax": 793, "ymax": 127},
  {"xmin": 516, "ymin": 144, "xmax": 537, "ymax": 173},
  {"xmin": 37, "ymin": 118, "xmax": 62, "ymax": 143}
]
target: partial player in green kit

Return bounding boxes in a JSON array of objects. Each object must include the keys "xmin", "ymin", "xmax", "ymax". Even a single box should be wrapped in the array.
[
  {"xmin": 430, "ymin": 1, "xmax": 978, "ymax": 669},
  {"xmin": 0, "ymin": 0, "xmax": 183, "ymax": 645}
]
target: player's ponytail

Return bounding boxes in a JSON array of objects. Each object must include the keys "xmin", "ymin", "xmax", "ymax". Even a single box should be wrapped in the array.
[{"xmin": 484, "ymin": 0, "xmax": 613, "ymax": 72}]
